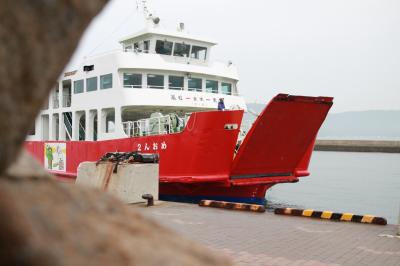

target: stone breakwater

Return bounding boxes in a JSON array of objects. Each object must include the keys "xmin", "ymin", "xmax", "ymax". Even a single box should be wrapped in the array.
[{"xmin": 315, "ymin": 140, "xmax": 400, "ymax": 153}]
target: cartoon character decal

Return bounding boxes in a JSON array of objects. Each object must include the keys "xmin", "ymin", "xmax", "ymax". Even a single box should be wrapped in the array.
[{"xmin": 44, "ymin": 143, "xmax": 66, "ymax": 172}]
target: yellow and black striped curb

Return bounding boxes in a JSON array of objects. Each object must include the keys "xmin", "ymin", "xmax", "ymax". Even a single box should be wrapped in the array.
[
  {"xmin": 199, "ymin": 200, "xmax": 265, "ymax": 213},
  {"xmin": 274, "ymin": 208, "xmax": 387, "ymax": 225}
]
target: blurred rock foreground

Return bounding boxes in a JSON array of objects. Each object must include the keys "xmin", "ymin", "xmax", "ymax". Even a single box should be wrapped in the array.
[{"xmin": 0, "ymin": 1, "xmax": 230, "ymax": 265}]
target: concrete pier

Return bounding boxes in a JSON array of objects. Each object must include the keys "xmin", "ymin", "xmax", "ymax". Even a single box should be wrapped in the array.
[
  {"xmin": 135, "ymin": 201, "xmax": 400, "ymax": 266},
  {"xmin": 315, "ymin": 140, "xmax": 400, "ymax": 153}
]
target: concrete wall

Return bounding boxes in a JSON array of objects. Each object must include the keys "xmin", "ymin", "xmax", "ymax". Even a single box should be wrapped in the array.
[
  {"xmin": 315, "ymin": 140, "xmax": 400, "ymax": 153},
  {"xmin": 76, "ymin": 162, "xmax": 159, "ymax": 203}
]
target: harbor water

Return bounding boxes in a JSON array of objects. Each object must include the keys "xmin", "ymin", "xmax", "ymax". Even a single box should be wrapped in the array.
[{"xmin": 266, "ymin": 151, "xmax": 400, "ymax": 224}]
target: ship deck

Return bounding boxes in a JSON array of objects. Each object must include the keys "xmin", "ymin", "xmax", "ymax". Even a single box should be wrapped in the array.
[{"xmin": 134, "ymin": 201, "xmax": 400, "ymax": 266}]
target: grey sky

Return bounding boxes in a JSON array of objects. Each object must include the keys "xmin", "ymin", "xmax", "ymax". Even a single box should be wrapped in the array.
[{"xmin": 69, "ymin": 0, "xmax": 400, "ymax": 113}]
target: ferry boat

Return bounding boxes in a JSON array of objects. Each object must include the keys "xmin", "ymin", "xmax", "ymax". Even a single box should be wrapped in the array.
[{"xmin": 25, "ymin": 5, "xmax": 333, "ymax": 205}]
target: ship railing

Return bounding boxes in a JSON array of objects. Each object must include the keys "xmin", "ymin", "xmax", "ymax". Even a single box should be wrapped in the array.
[
  {"xmin": 146, "ymin": 85, "xmax": 165, "ymax": 89},
  {"xmin": 123, "ymin": 85, "xmax": 142, "ymax": 88},
  {"xmin": 123, "ymin": 115, "xmax": 181, "ymax": 137},
  {"xmin": 168, "ymin": 86, "xmax": 184, "ymax": 90}
]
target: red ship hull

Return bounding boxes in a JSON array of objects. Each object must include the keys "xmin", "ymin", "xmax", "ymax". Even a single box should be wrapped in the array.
[{"xmin": 25, "ymin": 94, "xmax": 333, "ymax": 205}]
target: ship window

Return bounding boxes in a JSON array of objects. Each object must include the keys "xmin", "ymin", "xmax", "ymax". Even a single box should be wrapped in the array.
[
  {"xmin": 74, "ymin": 79, "xmax": 84, "ymax": 94},
  {"xmin": 143, "ymin": 40, "xmax": 150, "ymax": 53},
  {"xmin": 123, "ymin": 73, "xmax": 142, "ymax": 88},
  {"xmin": 86, "ymin": 77, "xmax": 98, "ymax": 92},
  {"xmin": 147, "ymin": 74, "xmax": 164, "ymax": 89},
  {"xmin": 155, "ymin": 40, "xmax": 173, "ymax": 55},
  {"xmin": 173, "ymin": 43, "xmax": 190, "ymax": 57},
  {"xmin": 27, "ymin": 121, "xmax": 35, "ymax": 135},
  {"xmin": 100, "ymin": 73, "xmax": 113, "ymax": 90},
  {"xmin": 188, "ymin": 78, "xmax": 202, "ymax": 92},
  {"xmin": 206, "ymin": 80, "xmax": 218, "ymax": 94},
  {"xmin": 190, "ymin": 46, "xmax": 207, "ymax": 60},
  {"xmin": 169, "ymin": 76, "xmax": 184, "ymax": 90},
  {"xmin": 124, "ymin": 45, "xmax": 132, "ymax": 52},
  {"xmin": 221, "ymin": 82, "xmax": 232, "ymax": 95}
]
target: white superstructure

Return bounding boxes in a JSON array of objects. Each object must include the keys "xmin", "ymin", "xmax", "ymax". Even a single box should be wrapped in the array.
[{"xmin": 28, "ymin": 11, "xmax": 246, "ymax": 142}]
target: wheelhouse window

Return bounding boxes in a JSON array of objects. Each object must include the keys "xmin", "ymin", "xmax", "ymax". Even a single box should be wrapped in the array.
[
  {"xmin": 190, "ymin": 46, "xmax": 207, "ymax": 60},
  {"xmin": 221, "ymin": 82, "xmax": 232, "ymax": 95},
  {"xmin": 74, "ymin": 79, "xmax": 84, "ymax": 94},
  {"xmin": 123, "ymin": 73, "xmax": 142, "ymax": 88},
  {"xmin": 100, "ymin": 73, "xmax": 112, "ymax": 90},
  {"xmin": 147, "ymin": 74, "xmax": 164, "ymax": 89},
  {"xmin": 173, "ymin": 43, "xmax": 190, "ymax": 57},
  {"xmin": 169, "ymin": 76, "xmax": 184, "ymax": 90},
  {"xmin": 143, "ymin": 40, "xmax": 150, "ymax": 53},
  {"xmin": 206, "ymin": 80, "xmax": 218, "ymax": 94},
  {"xmin": 188, "ymin": 78, "xmax": 202, "ymax": 92},
  {"xmin": 155, "ymin": 40, "xmax": 173, "ymax": 55},
  {"xmin": 86, "ymin": 77, "xmax": 98, "ymax": 92},
  {"xmin": 124, "ymin": 45, "xmax": 132, "ymax": 52}
]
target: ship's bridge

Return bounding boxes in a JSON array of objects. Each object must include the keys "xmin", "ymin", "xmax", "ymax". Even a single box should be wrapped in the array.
[{"xmin": 119, "ymin": 24, "xmax": 216, "ymax": 66}]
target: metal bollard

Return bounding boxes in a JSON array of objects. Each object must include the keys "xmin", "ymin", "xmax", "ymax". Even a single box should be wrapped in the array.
[
  {"xmin": 397, "ymin": 204, "xmax": 400, "ymax": 236},
  {"xmin": 142, "ymin": 194, "xmax": 154, "ymax": 207}
]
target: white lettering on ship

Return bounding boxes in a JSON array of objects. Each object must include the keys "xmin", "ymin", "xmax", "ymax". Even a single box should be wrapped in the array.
[{"xmin": 136, "ymin": 141, "xmax": 167, "ymax": 152}]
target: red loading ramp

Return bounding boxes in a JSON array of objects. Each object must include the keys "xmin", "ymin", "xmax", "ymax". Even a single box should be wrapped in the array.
[{"xmin": 231, "ymin": 94, "xmax": 333, "ymax": 181}]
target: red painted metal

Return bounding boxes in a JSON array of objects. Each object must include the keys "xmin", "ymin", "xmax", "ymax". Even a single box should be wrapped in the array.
[{"xmin": 25, "ymin": 94, "xmax": 333, "ymax": 204}]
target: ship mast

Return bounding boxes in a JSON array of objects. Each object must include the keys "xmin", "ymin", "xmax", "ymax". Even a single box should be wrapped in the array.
[{"xmin": 136, "ymin": 0, "xmax": 160, "ymax": 27}]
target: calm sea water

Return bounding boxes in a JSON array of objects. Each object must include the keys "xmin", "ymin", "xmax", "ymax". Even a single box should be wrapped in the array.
[{"xmin": 266, "ymin": 151, "xmax": 400, "ymax": 224}]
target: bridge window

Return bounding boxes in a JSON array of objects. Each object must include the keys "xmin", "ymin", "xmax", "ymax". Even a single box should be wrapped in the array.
[
  {"xmin": 188, "ymin": 78, "xmax": 202, "ymax": 92},
  {"xmin": 86, "ymin": 77, "xmax": 97, "ymax": 92},
  {"xmin": 169, "ymin": 76, "xmax": 184, "ymax": 90},
  {"xmin": 74, "ymin": 79, "xmax": 84, "ymax": 94},
  {"xmin": 206, "ymin": 80, "xmax": 218, "ymax": 94},
  {"xmin": 124, "ymin": 45, "xmax": 132, "ymax": 52},
  {"xmin": 221, "ymin": 82, "xmax": 232, "ymax": 95},
  {"xmin": 143, "ymin": 40, "xmax": 150, "ymax": 53},
  {"xmin": 155, "ymin": 40, "xmax": 173, "ymax": 55},
  {"xmin": 191, "ymin": 46, "xmax": 207, "ymax": 60},
  {"xmin": 123, "ymin": 73, "xmax": 142, "ymax": 88},
  {"xmin": 173, "ymin": 43, "xmax": 190, "ymax": 57},
  {"xmin": 147, "ymin": 74, "xmax": 164, "ymax": 89},
  {"xmin": 100, "ymin": 73, "xmax": 112, "ymax": 90}
]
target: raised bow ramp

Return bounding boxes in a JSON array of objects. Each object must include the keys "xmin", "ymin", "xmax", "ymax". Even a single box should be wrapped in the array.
[{"xmin": 230, "ymin": 94, "xmax": 333, "ymax": 185}]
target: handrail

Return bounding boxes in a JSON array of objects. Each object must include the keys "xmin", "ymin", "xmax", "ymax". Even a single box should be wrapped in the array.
[
  {"xmin": 122, "ymin": 114, "xmax": 184, "ymax": 137},
  {"xmin": 123, "ymin": 85, "xmax": 142, "ymax": 88},
  {"xmin": 168, "ymin": 86, "xmax": 184, "ymax": 91},
  {"xmin": 63, "ymin": 113, "xmax": 72, "ymax": 140},
  {"xmin": 78, "ymin": 120, "xmax": 86, "ymax": 140},
  {"xmin": 147, "ymin": 85, "xmax": 164, "ymax": 89}
]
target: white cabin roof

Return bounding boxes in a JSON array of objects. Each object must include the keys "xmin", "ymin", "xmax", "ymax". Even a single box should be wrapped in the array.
[{"xmin": 119, "ymin": 27, "xmax": 217, "ymax": 46}]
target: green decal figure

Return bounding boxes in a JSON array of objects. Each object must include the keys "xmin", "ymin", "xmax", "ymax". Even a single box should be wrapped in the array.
[{"xmin": 45, "ymin": 145, "xmax": 53, "ymax": 170}]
